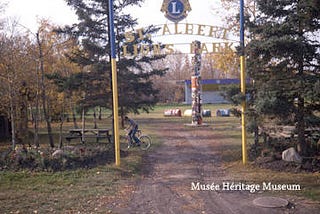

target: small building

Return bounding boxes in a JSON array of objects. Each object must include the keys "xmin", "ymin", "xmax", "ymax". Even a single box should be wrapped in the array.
[{"xmin": 184, "ymin": 79, "xmax": 241, "ymax": 104}]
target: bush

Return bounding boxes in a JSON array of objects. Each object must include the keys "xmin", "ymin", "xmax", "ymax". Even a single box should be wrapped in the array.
[{"xmin": 0, "ymin": 144, "xmax": 116, "ymax": 172}]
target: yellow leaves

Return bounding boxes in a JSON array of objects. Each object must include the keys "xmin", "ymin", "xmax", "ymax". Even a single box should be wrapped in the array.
[
  {"xmin": 0, "ymin": 18, "xmax": 81, "ymax": 121},
  {"xmin": 204, "ymin": 47, "xmax": 240, "ymax": 78},
  {"xmin": 52, "ymin": 92, "xmax": 66, "ymax": 114}
]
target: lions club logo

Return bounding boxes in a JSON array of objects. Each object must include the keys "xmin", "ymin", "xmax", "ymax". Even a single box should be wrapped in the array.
[{"xmin": 161, "ymin": 0, "xmax": 192, "ymax": 23}]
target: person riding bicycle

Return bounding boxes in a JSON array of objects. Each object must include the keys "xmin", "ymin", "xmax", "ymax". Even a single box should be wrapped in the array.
[{"xmin": 124, "ymin": 116, "xmax": 140, "ymax": 145}]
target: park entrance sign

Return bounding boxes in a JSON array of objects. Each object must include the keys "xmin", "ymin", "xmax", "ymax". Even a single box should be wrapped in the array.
[
  {"xmin": 110, "ymin": 0, "xmax": 247, "ymax": 164},
  {"xmin": 121, "ymin": 0, "xmax": 236, "ymax": 58},
  {"xmin": 122, "ymin": 23, "xmax": 235, "ymax": 57}
]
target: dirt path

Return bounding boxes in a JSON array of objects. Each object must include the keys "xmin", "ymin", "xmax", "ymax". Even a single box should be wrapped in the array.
[{"xmin": 111, "ymin": 123, "xmax": 319, "ymax": 214}]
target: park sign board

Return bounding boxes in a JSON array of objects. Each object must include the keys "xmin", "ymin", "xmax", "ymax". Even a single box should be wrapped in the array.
[
  {"xmin": 121, "ymin": 1, "xmax": 237, "ymax": 58},
  {"xmin": 122, "ymin": 23, "xmax": 236, "ymax": 58}
]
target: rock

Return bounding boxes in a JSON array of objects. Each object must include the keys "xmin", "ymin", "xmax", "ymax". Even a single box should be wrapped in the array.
[
  {"xmin": 52, "ymin": 149, "xmax": 65, "ymax": 158},
  {"xmin": 282, "ymin": 147, "xmax": 302, "ymax": 163},
  {"xmin": 63, "ymin": 146, "xmax": 75, "ymax": 151}
]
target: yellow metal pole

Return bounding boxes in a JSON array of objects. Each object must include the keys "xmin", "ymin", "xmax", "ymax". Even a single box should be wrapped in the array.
[
  {"xmin": 240, "ymin": 56, "xmax": 247, "ymax": 164},
  {"xmin": 240, "ymin": 0, "xmax": 247, "ymax": 165},
  {"xmin": 111, "ymin": 59, "xmax": 120, "ymax": 166},
  {"xmin": 109, "ymin": 0, "xmax": 120, "ymax": 166}
]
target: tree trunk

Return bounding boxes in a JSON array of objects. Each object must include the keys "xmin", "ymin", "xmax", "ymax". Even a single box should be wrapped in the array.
[
  {"xmin": 296, "ymin": 59, "xmax": 306, "ymax": 155},
  {"xmin": 59, "ymin": 115, "xmax": 64, "ymax": 148},
  {"xmin": 33, "ymin": 65, "xmax": 40, "ymax": 148},
  {"xmin": 93, "ymin": 108, "xmax": 97, "ymax": 129},
  {"xmin": 296, "ymin": 96, "xmax": 306, "ymax": 155},
  {"xmin": 254, "ymin": 126, "xmax": 259, "ymax": 145},
  {"xmin": 98, "ymin": 106, "xmax": 102, "ymax": 120},
  {"xmin": 17, "ymin": 82, "xmax": 30, "ymax": 146},
  {"xmin": 81, "ymin": 107, "xmax": 85, "ymax": 143},
  {"xmin": 37, "ymin": 32, "xmax": 54, "ymax": 148},
  {"xmin": 32, "ymin": 105, "xmax": 40, "ymax": 148},
  {"xmin": 296, "ymin": 8, "xmax": 307, "ymax": 156},
  {"xmin": 120, "ymin": 105, "xmax": 125, "ymax": 128},
  {"xmin": 9, "ymin": 83, "xmax": 16, "ymax": 151},
  {"xmin": 72, "ymin": 109, "xmax": 78, "ymax": 128}
]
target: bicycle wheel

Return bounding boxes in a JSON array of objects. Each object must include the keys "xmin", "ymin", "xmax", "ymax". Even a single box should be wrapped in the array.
[
  {"xmin": 139, "ymin": 135, "xmax": 151, "ymax": 150},
  {"xmin": 120, "ymin": 135, "xmax": 130, "ymax": 151}
]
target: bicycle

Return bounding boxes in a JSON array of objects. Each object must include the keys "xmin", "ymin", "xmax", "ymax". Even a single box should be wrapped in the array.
[{"xmin": 120, "ymin": 129, "xmax": 151, "ymax": 151}]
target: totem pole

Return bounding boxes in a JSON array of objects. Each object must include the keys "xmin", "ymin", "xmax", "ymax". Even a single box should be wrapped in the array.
[{"xmin": 191, "ymin": 41, "xmax": 202, "ymax": 125}]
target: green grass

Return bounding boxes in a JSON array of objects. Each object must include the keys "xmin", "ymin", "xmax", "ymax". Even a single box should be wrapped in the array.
[
  {"xmin": 0, "ymin": 157, "xmax": 143, "ymax": 213},
  {"xmin": 0, "ymin": 167, "xmax": 112, "ymax": 212}
]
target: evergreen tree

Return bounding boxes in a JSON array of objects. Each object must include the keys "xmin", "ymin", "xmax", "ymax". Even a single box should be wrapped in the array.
[
  {"xmin": 58, "ymin": 0, "xmax": 167, "ymax": 120},
  {"xmin": 246, "ymin": 0, "xmax": 320, "ymax": 155}
]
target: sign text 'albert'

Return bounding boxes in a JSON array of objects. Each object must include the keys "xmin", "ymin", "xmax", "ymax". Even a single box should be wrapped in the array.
[{"xmin": 122, "ymin": 23, "xmax": 236, "ymax": 58}]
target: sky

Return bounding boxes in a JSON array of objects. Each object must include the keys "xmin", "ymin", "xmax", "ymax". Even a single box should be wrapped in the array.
[
  {"xmin": 3, "ymin": 0, "xmax": 233, "ymax": 52},
  {"xmin": 3, "ymin": 0, "xmax": 223, "ymax": 31},
  {"xmin": 4, "ymin": 0, "xmax": 78, "ymax": 32},
  {"xmin": 126, "ymin": 0, "xmax": 222, "ymax": 27}
]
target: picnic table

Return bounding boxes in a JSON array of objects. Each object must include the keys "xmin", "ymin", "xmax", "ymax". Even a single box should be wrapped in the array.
[{"xmin": 65, "ymin": 128, "xmax": 112, "ymax": 144}]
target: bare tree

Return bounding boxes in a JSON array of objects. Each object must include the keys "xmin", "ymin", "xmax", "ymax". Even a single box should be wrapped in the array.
[
  {"xmin": 0, "ymin": 20, "xmax": 34, "ymax": 149},
  {"xmin": 152, "ymin": 52, "xmax": 190, "ymax": 103},
  {"xmin": 213, "ymin": 0, "xmax": 257, "ymax": 34}
]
